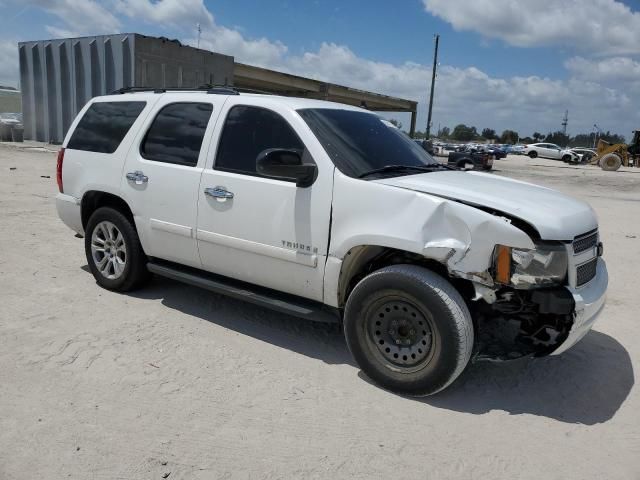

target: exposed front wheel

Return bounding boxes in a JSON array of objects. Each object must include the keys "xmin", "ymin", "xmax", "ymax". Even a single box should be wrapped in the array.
[
  {"xmin": 528, "ymin": 151, "xmax": 538, "ymax": 158},
  {"xmin": 85, "ymin": 207, "xmax": 150, "ymax": 292},
  {"xmin": 344, "ymin": 265, "xmax": 474, "ymax": 396}
]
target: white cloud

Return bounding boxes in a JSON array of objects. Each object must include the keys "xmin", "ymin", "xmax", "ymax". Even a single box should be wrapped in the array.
[
  {"xmin": 194, "ymin": 26, "xmax": 288, "ymax": 67},
  {"xmin": 114, "ymin": 0, "xmax": 214, "ymax": 30},
  {"xmin": 565, "ymin": 56, "xmax": 640, "ymax": 90},
  {"xmin": 422, "ymin": 0, "xmax": 640, "ymax": 55},
  {"xmin": 26, "ymin": 0, "xmax": 121, "ymax": 35},
  {"xmin": 0, "ymin": 40, "xmax": 19, "ymax": 88}
]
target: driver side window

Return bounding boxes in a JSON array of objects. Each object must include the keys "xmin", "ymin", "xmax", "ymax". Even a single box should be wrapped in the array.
[{"xmin": 214, "ymin": 105, "xmax": 306, "ymax": 177}]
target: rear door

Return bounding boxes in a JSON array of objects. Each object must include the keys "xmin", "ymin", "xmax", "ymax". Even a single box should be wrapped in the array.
[
  {"xmin": 196, "ymin": 99, "xmax": 333, "ymax": 301},
  {"xmin": 121, "ymin": 95, "xmax": 226, "ymax": 268}
]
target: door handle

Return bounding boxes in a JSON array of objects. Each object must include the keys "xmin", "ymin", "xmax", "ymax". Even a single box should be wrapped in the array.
[
  {"xmin": 204, "ymin": 187, "xmax": 234, "ymax": 200},
  {"xmin": 126, "ymin": 170, "xmax": 148, "ymax": 184}
]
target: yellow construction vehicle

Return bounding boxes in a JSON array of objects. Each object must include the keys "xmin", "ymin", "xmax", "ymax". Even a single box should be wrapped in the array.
[{"xmin": 591, "ymin": 130, "xmax": 640, "ymax": 171}]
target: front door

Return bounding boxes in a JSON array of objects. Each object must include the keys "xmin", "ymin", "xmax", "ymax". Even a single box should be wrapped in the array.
[
  {"xmin": 121, "ymin": 96, "xmax": 224, "ymax": 268},
  {"xmin": 196, "ymin": 101, "xmax": 333, "ymax": 301}
]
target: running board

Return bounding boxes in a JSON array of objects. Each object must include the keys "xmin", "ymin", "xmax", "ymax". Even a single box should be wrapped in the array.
[{"xmin": 147, "ymin": 260, "xmax": 340, "ymax": 323}]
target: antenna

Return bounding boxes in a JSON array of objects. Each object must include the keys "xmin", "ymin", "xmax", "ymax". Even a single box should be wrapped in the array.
[
  {"xmin": 561, "ymin": 109, "xmax": 568, "ymax": 135},
  {"xmin": 196, "ymin": 23, "xmax": 202, "ymax": 48}
]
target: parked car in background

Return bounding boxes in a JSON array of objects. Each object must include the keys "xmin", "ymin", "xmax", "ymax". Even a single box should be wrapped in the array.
[
  {"xmin": 447, "ymin": 149, "xmax": 493, "ymax": 170},
  {"xmin": 414, "ymin": 139, "xmax": 435, "ymax": 156},
  {"xmin": 567, "ymin": 147, "xmax": 596, "ymax": 163},
  {"xmin": 523, "ymin": 143, "xmax": 580, "ymax": 161},
  {"xmin": 486, "ymin": 145, "xmax": 507, "ymax": 159},
  {"xmin": 0, "ymin": 112, "xmax": 23, "ymax": 142}
]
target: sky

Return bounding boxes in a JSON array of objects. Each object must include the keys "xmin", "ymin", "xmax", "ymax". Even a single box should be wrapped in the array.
[{"xmin": 0, "ymin": 0, "xmax": 639, "ymax": 139}]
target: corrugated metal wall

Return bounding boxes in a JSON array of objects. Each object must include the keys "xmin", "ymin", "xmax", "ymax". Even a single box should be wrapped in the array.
[
  {"xmin": 19, "ymin": 34, "xmax": 135, "ymax": 144},
  {"xmin": 18, "ymin": 34, "xmax": 235, "ymax": 144}
]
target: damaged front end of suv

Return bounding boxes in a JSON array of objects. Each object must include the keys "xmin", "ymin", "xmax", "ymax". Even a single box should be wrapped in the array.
[
  {"xmin": 458, "ymin": 215, "xmax": 606, "ymax": 362},
  {"xmin": 473, "ymin": 241, "xmax": 578, "ymax": 360},
  {"xmin": 369, "ymin": 172, "xmax": 608, "ymax": 364}
]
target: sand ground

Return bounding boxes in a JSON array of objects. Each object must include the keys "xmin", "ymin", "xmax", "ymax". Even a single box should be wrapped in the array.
[{"xmin": 1, "ymin": 145, "xmax": 638, "ymax": 479}]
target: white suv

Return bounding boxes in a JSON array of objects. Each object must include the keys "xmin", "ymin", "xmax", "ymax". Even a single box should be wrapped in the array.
[{"xmin": 56, "ymin": 88, "xmax": 608, "ymax": 396}]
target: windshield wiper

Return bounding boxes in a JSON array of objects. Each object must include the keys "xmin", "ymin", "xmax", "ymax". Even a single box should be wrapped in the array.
[{"xmin": 358, "ymin": 163, "xmax": 451, "ymax": 179}]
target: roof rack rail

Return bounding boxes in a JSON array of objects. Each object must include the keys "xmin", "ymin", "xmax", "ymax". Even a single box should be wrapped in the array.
[{"xmin": 109, "ymin": 85, "xmax": 240, "ymax": 95}]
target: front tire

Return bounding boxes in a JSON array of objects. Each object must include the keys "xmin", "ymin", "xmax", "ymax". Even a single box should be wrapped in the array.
[
  {"xmin": 85, "ymin": 207, "xmax": 150, "ymax": 292},
  {"xmin": 458, "ymin": 160, "xmax": 475, "ymax": 170},
  {"xmin": 344, "ymin": 265, "xmax": 474, "ymax": 396},
  {"xmin": 600, "ymin": 153, "xmax": 622, "ymax": 171},
  {"xmin": 528, "ymin": 151, "xmax": 538, "ymax": 159}
]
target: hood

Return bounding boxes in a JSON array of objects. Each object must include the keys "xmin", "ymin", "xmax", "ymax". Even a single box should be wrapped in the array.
[{"xmin": 374, "ymin": 171, "xmax": 597, "ymax": 240}]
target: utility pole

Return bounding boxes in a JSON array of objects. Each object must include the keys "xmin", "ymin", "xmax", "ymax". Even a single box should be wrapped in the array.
[
  {"xmin": 196, "ymin": 23, "xmax": 202, "ymax": 48},
  {"xmin": 426, "ymin": 34, "xmax": 439, "ymax": 138},
  {"xmin": 561, "ymin": 110, "xmax": 568, "ymax": 136},
  {"xmin": 593, "ymin": 124, "xmax": 601, "ymax": 149}
]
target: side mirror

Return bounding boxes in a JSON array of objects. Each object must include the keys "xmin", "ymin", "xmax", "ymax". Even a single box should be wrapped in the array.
[{"xmin": 256, "ymin": 148, "xmax": 317, "ymax": 187}]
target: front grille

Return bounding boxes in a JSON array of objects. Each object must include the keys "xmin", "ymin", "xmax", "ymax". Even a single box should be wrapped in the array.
[
  {"xmin": 573, "ymin": 230, "xmax": 598, "ymax": 254},
  {"xmin": 576, "ymin": 258, "xmax": 598, "ymax": 286}
]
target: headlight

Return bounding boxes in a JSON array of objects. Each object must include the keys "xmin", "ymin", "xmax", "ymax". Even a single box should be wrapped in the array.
[{"xmin": 493, "ymin": 243, "xmax": 568, "ymax": 288}]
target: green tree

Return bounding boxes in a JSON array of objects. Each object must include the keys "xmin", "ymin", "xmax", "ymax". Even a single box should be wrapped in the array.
[
  {"xmin": 500, "ymin": 129, "xmax": 519, "ymax": 144},
  {"xmin": 544, "ymin": 131, "xmax": 570, "ymax": 147},
  {"xmin": 599, "ymin": 131, "xmax": 626, "ymax": 144},
  {"xmin": 481, "ymin": 128, "xmax": 496, "ymax": 139},
  {"xmin": 451, "ymin": 124, "xmax": 478, "ymax": 141},
  {"xmin": 569, "ymin": 134, "xmax": 594, "ymax": 148},
  {"xmin": 438, "ymin": 126, "xmax": 451, "ymax": 139},
  {"xmin": 532, "ymin": 132, "xmax": 544, "ymax": 142}
]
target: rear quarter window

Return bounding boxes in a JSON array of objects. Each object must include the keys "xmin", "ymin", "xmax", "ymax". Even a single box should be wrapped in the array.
[{"xmin": 67, "ymin": 101, "xmax": 146, "ymax": 153}]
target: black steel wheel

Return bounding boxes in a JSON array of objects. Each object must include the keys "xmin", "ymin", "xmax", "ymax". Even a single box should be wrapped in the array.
[
  {"xmin": 366, "ymin": 297, "xmax": 436, "ymax": 372},
  {"xmin": 344, "ymin": 265, "xmax": 474, "ymax": 396}
]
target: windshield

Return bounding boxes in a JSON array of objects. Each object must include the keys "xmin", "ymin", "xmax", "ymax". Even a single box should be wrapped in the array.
[{"xmin": 297, "ymin": 108, "xmax": 438, "ymax": 178}]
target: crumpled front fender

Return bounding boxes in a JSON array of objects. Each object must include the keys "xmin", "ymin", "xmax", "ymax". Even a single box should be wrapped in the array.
[{"xmin": 328, "ymin": 175, "xmax": 535, "ymax": 302}]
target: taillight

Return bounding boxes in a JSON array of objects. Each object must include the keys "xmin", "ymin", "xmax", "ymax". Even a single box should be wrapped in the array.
[{"xmin": 56, "ymin": 148, "xmax": 65, "ymax": 193}]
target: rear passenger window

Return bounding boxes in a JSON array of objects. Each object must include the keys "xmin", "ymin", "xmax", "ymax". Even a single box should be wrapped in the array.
[
  {"xmin": 141, "ymin": 102, "xmax": 213, "ymax": 167},
  {"xmin": 215, "ymin": 105, "xmax": 305, "ymax": 175},
  {"xmin": 67, "ymin": 101, "xmax": 145, "ymax": 153}
]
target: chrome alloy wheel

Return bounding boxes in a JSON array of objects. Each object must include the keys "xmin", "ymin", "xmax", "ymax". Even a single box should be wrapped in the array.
[
  {"xmin": 366, "ymin": 297, "xmax": 435, "ymax": 372},
  {"xmin": 90, "ymin": 221, "xmax": 127, "ymax": 280}
]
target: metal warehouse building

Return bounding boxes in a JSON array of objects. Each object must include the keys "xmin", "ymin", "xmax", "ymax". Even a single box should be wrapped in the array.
[{"xmin": 18, "ymin": 33, "xmax": 418, "ymax": 144}]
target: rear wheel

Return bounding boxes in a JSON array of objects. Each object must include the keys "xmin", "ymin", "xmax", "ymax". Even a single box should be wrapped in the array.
[
  {"xmin": 85, "ymin": 207, "xmax": 150, "ymax": 292},
  {"xmin": 600, "ymin": 153, "xmax": 622, "ymax": 171},
  {"xmin": 344, "ymin": 265, "xmax": 474, "ymax": 396},
  {"xmin": 528, "ymin": 151, "xmax": 538, "ymax": 159},
  {"xmin": 458, "ymin": 160, "xmax": 475, "ymax": 170}
]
